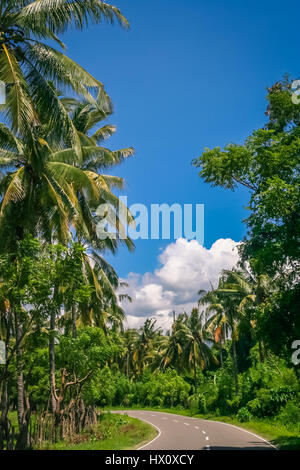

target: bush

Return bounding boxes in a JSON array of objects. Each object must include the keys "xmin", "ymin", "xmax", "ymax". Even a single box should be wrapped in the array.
[
  {"xmin": 237, "ymin": 407, "xmax": 253, "ymax": 423},
  {"xmin": 246, "ymin": 386, "xmax": 297, "ymax": 418},
  {"xmin": 225, "ymin": 396, "xmax": 241, "ymax": 414},
  {"xmin": 186, "ymin": 395, "xmax": 198, "ymax": 412},
  {"xmin": 141, "ymin": 370, "xmax": 190, "ymax": 407},
  {"xmin": 198, "ymin": 394, "xmax": 207, "ymax": 414},
  {"xmin": 246, "ymin": 398, "xmax": 263, "ymax": 417},
  {"xmin": 277, "ymin": 401, "xmax": 300, "ymax": 430}
]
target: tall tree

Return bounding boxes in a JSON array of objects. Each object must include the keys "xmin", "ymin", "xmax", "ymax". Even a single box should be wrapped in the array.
[
  {"xmin": 180, "ymin": 309, "xmax": 214, "ymax": 395},
  {"xmin": 0, "ymin": 0, "xmax": 128, "ymax": 146},
  {"xmin": 193, "ymin": 78, "xmax": 300, "ymax": 355}
]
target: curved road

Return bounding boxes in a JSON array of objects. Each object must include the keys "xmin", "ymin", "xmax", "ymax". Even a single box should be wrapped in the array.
[{"xmin": 114, "ymin": 410, "xmax": 276, "ymax": 450}]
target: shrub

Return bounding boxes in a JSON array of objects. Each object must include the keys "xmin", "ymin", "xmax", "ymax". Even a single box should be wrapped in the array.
[
  {"xmin": 198, "ymin": 394, "xmax": 207, "ymax": 414},
  {"xmin": 246, "ymin": 386, "xmax": 296, "ymax": 418},
  {"xmin": 246, "ymin": 398, "xmax": 263, "ymax": 417},
  {"xmin": 277, "ymin": 401, "xmax": 300, "ymax": 430},
  {"xmin": 225, "ymin": 395, "xmax": 241, "ymax": 414},
  {"xmin": 142, "ymin": 370, "xmax": 190, "ymax": 407},
  {"xmin": 237, "ymin": 407, "xmax": 253, "ymax": 423},
  {"xmin": 186, "ymin": 395, "xmax": 198, "ymax": 412}
]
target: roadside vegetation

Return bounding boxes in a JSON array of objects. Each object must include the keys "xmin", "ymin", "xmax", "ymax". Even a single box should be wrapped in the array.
[
  {"xmin": 0, "ymin": 1, "xmax": 299, "ymax": 451},
  {"xmin": 41, "ymin": 412, "xmax": 156, "ymax": 450}
]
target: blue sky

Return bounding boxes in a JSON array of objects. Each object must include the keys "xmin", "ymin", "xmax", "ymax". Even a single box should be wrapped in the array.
[{"xmin": 64, "ymin": 0, "xmax": 299, "ymax": 281}]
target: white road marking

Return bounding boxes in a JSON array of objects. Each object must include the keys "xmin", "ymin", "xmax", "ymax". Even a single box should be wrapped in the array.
[
  {"xmin": 203, "ymin": 418, "xmax": 277, "ymax": 449},
  {"xmin": 173, "ymin": 419, "xmax": 178, "ymax": 422},
  {"xmin": 162, "ymin": 417, "xmax": 168, "ymax": 420},
  {"xmin": 195, "ymin": 426, "xmax": 199, "ymax": 430},
  {"xmin": 137, "ymin": 418, "xmax": 162, "ymax": 450},
  {"xmin": 114, "ymin": 410, "xmax": 277, "ymax": 450},
  {"xmin": 206, "ymin": 436, "xmax": 209, "ymax": 441},
  {"xmin": 184, "ymin": 422, "xmax": 189, "ymax": 426}
]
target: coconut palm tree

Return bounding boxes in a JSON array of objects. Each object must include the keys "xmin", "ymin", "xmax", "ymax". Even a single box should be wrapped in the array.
[
  {"xmin": 61, "ymin": 248, "xmax": 129, "ymax": 335},
  {"xmin": 219, "ymin": 264, "xmax": 275, "ymax": 362},
  {"xmin": 199, "ymin": 289, "xmax": 229, "ymax": 368},
  {"xmin": 199, "ymin": 270, "xmax": 254, "ymax": 395},
  {"xmin": 179, "ymin": 309, "xmax": 214, "ymax": 395},
  {"xmin": 120, "ymin": 329, "xmax": 139, "ymax": 378},
  {"xmin": 158, "ymin": 313, "xmax": 186, "ymax": 370},
  {"xmin": 132, "ymin": 318, "xmax": 162, "ymax": 376},
  {"xmin": 0, "ymin": 103, "xmax": 134, "ymax": 251},
  {"xmin": 0, "ymin": 0, "xmax": 128, "ymax": 147},
  {"xmin": 0, "ymin": 98, "xmax": 135, "ymax": 438},
  {"xmin": 59, "ymin": 97, "xmax": 135, "ymax": 252}
]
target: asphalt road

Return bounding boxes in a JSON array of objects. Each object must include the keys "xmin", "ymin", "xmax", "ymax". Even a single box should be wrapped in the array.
[{"xmin": 114, "ymin": 410, "xmax": 276, "ymax": 450}]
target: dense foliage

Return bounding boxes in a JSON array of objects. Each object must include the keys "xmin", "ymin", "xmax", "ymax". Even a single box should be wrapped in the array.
[{"xmin": 0, "ymin": 1, "xmax": 299, "ymax": 450}]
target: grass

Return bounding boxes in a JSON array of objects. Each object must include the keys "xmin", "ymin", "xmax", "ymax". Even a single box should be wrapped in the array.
[
  {"xmin": 40, "ymin": 412, "xmax": 157, "ymax": 450},
  {"xmin": 101, "ymin": 406, "xmax": 300, "ymax": 450}
]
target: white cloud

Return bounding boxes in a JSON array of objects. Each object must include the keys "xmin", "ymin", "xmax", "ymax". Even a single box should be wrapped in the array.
[{"xmin": 121, "ymin": 238, "xmax": 239, "ymax": 331}]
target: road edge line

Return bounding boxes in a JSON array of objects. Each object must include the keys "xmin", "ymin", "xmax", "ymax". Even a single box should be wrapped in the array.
[
  {"xmin": 202, "ymin": 418, "xmax": 278, "ymax": 450},
  {"xmin": 142, "ymin": 411, "xmax": 278, "ymax": 449},
  {"xmin": 136, "ymin": 417, "xmax": 162, "ymax": 450}
]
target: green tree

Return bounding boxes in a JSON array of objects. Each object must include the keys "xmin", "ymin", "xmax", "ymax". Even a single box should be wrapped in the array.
[
  {"xmin": 180, "ymin": 309, "xmax": 214, "ymax": 395},
  {"xmin": 193, "ymin": 78, "xmax": 300, "ymax": 355},
  {"xmin": 132, "ymin": 319, "xmax": 162, "ymax": 376},
  {"xmin": 200, "ymin": 279, "xmax": 242, "ymax": 395},
  {"xmin": 0, "ymin": 236, "xmax": 55, "ymax": 447},
  {"xmin": 0, "ymin": 0, "xmax": 128, "ymax": 144},
  {"xmin": 0, "ymin": 116, "xmax": 134, "ymax": 250}
]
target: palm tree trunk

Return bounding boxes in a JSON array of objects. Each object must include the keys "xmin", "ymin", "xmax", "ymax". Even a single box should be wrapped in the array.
[
  {"xmin": 193, "ymin": 355, "xmax": 197, "ymax": 395},
  {"xmin": 0, "ymin": 380, "xmax": 9, "ymax": 449},
  {"xmin": 0, "ymin": 314, "xmax": 11, "ymax": 449},
  {"xmin": 232, "ymin": 337, "xmax": 239, "ymax": 396},
  {"xmin": 220, "ymin": 345, "xmax": 223, "ymax": 367},
  {"xmin": 72, "ymin": 305, "xmax": 77, "ymax": 339},
  {"xmin": 220, "ymin": 326, "xmax": 225, "ymax": 367},
  {"xmin": 258, "ymin": 340, "xmax": 265, "ymax": 363},
  {"xmin": 126, "ymin": 352, "xmax": 129, "ymax": 377},
  {"xmin": 220, "ymin": 334, "xmax": 223, "ymax": 368},
  {"xmin": 15, "ymin": 312, "xmax": 30, "ymax": 449},
  {"xmin": 49, "ymin": 309, "xmax": 57, "ymax": 414},
  {"xmin": 15, "ymin": 314, "xmax": 24, "ymax": 428}
]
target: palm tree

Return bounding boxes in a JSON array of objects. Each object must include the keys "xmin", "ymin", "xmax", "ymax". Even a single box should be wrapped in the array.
[
  {"xmin": 0, "ymin": 101, "xmax": 134, "ymax": 435},
  {"xmin": 180, "ymin": 309, "xmax": 214, "ymax": 395},
  {"xmin": 0, "ymin": 0, "xmax": 128, "ymax": 145},
  {"xmin": 199, "ymin": 289, "xmax": 229, "ymax": 368},
  {"xmin": 158, "ymin": 313, "xmax": 185, "ymax": 370},
  {"xmin": 62, "ymin": 98, "xmax": 135, "ymax": 252},
  {"xmin": 132, "ymin": 318, "xmax": 162, "ymax": 376},
  {"xmin": 0, "ymin": 2, "xmax": 131, "ymax": 448},
  {"xmin": 62, "ymin": 248, "xmax": 129, "ymax": 335},
  {"xmin": 120, "ymin": 329, "xmax": 139, "ymax": 378},
  {"xmin": 0, "ymin": 101, "xmax": 134, "ymax": 250},
  {"xmin": 219, "ymin": 264, "xmax": 275, "ymax": 362},
  {"xmin": 200, "ymin": 270, "xmax": 256, "ymax": 395}
]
